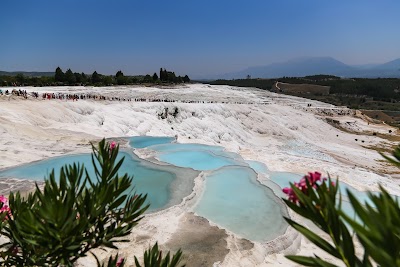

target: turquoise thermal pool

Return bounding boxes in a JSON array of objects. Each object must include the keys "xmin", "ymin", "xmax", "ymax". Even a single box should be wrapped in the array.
[
  {"xmin": 2, "ymin": 136, "xmax": 381, "ymax": 242},
  {"xmin": 129, "ymin": 136, "xmax": 175, "ymax": 148},
  {"xmin": 194, "ymin": 166, "xmax": 287, "ymax": 241},
  {"xmin": 0, "ymin": 150, "xmax": 196, "ymax": 212},
  {"xmin": 146, "ymin": 141, "xmax": 288, "ymax": 241}
]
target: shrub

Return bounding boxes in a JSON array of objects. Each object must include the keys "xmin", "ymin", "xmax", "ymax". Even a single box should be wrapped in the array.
[
  {"xmin": 0, "ymin": 139, "xmax": 184, "ymax": 267},
  {"xmin": 283, "ymin": 145, "xmax": 400, "ymax": 267}
]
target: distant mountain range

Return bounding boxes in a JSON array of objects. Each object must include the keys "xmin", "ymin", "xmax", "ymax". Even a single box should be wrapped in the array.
[
  {"xmin": 205, "ymin": 57, "xmax": 400, "ymax": 80},
  {"xmin": 0, "ymin": 71, "xmax": 54, "ymax": 77},
  {"xmin": 3, "ymin": 57, "xmax": 400, "ymax": 80}
]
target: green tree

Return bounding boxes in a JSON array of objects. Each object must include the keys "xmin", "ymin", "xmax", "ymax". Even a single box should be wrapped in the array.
[
  {"xmin": 65, "ymin": 69, "xmax": 76, "ymax": 85},
  {"xmin": 81, "ymin": 72, "xmax": 87, "ymax": 84},
  {"xmin": 159, "ymin": 68, "xmax": 164, "ymax": 81},
  {"xmin": 55, "ymin": 67, "xmax": 65, "ymax": 83},
  {"xmin": 0, "ymin": 139, "xmax": 185, "ymax": 267},
  {"xmin": 153, "ymin": 73, "xmax": 158, "ymax": 81},
  {"xmin": 115, "ymin": 71, "xmax": 127, "ymax": 85},
  {"xmin": 15, "ymin": 74, "xmax": 25, "ymax": 85},
  {"xmin": 103, "ymin": 75, "xmax": 113, "ymax": 86},
  {"xmin": 183, "ymin": 75, "xmax": 190, "ymax": 83},
  {"xmin": 116, "ymin": 70, "xmax": 124, "ymax": 78},
  {"xmin": 143, "ymin": 74, "xmax": 153, "ymax": 83},
  {"xmin": 91, "ymin": 71, "xmax": 102, "ymax": 84},
  {"xmin": 167, "ymin": 72, "xmax": 176, "ymax": 83},
  {"xmin": 74, "ymin": 72, "xmax": 82, "ymax": 84}
]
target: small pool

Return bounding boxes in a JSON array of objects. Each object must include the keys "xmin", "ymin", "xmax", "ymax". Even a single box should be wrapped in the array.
[
  {"xmin": 158, "ymin": 150, "xmax": 243, "ymax": 171},
  {"xmin": 194, "ymin": 166, "xmax": 287, "ymax": 241},
  {"xmin": 0, "ymin": 150, "xmax": 195, "ymax": 212},
  {"xmin": 145, "ymin": 143, "xmax": 288, "ymax": 241},
  {"xmin": 129, "ymin": 136, "xmax": 175, "ymax": 148}
]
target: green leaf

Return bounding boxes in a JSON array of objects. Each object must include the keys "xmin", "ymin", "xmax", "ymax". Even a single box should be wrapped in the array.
[
  {"xmin": 284, "ymin": 218, "xmax": 341, "ymax": 258},
  {"xmin": 286, "ymin": 255, "xmax": 338, "ymax": 267}
]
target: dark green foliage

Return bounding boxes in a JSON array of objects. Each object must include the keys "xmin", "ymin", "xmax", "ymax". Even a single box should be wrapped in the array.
[
  {"xmin": 210, "ymin": 79, "xmax": 275, "ymax": 90},
  {"xmin": 283, "ymin": 178, "xmax": 369, "ymax": 267},
  {"xmin": 74, "ymin": 72, "xmax": 83, "ymax": 83},
  {"xmin": 158, "ymin": 68, "xmax": 187, "ymax": 83},
  {"xmin": 208, "ymin": 77, "xmax": 400, "ymax": 111},
  {"xmin": 284, "ymin": 145, "xmax": 400, "ymax": 267},
  {"xmin": 153, "ymin": 73, "xmax": 159, "ymax": 81},
  {"xmin": 55, "ymin": 67, "xmax": 65, "ymax": 82},
  {"xmin": 0, "ymin": 139, "xmax": 185, "ymax": 267},
  {"xmin": 97, "ymin": 253, "xmax": 125, "ymax": 267},
  {"xmin": 143, "ymin": 74, "xmax": 153, "ymax": 83},
  {"xmin": 65, "ymin": 69, "xmax": 76, "ymax": 85},
  {"xmin": 183, "ymin": 75, "xmax": 190, "ymax": 83},
  {"xmin": 81, "ymin": 72, "xmax": 87, "ymax": 83},
  {"xmin": 103, "ymin": 76, "xmax": 114, "ymax": 86},
  {"xmin": 91, "ymin": 71, "xmax": 102, "ymax": 84},
  {"xmin": 15, "ymin": 74, "xmax": 25, "ymax": 84},
  {"xmin": 160, "ymin": 68, "xmax": 167, "ymax": 82},
  {"xmin": 134, "ymin": 243, "xmax": 185, "ymax": 267},
  {"xmin": 0, "ymin": 139, "xmax": 149, "ymax": 266},
  {"xmin": 341, "ymin": 186, "xmax": 400, "ymax": 266},
  {"xmin": 116, "ymin": 74, "xmax": 127, "ymax": 85},
  {"xmin": 116, "ymin": 71, "xmax": 124, "ymax": 78},
  {"xmin": 1, "ymin": 67, "xmax": 189, "ymax": 87}
]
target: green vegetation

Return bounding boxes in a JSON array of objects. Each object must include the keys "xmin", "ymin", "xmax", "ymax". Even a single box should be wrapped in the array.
[
  {"xmin": 208, "ymin": 77, "xmax": 400, "ymax": 124},
  {"xmin": 210, "ymin": 78, "xmax": 275, "ymax": 90},
  {"xmin": 0, "ymin": 139, "xmax": 184, "ymax": 267},
  {"xmin": 283, "ymin": 145, "xmax": 400, "ymax": 267},
  {"xmin": 210, "ymin": 76, "xmax": 400, "ymax": 102},
  {"xmin": 0, "ymin": 67, "xmax": 190, "ymax": 87}
]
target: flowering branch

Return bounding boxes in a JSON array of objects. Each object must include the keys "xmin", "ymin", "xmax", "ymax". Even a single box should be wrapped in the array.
[{"xmin": 283, "ymin": 144, "xmax": 400, "ymax": 267}]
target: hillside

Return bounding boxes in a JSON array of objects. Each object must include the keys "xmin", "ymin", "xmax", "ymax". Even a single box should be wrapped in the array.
[
  {"xmin": 209, "ymin": 57, "xmax": 400, "ymax": 79},
  {"xmin": 0, "ymin": 71, "xmax": 54, "ymax": 77}
]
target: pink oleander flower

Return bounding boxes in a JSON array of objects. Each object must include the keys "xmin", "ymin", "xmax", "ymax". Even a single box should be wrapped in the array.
[
  {"xmin": 110, "ymin": 141, "xmax": 117, "ymax": 151},
  {"xmin": 282, "ymin": 187, "xmax": 299, "ymax": 203},
  {"xmin": 283, "ymin": 172, "xmax": 328, "ymax": 204},
  {"xmin": 116, "ymin": 257, "xmax": 124, "ymax": 267},
  {"xmin": 0, "ymin": 195, "xmax": 11, "ymax": 218}
]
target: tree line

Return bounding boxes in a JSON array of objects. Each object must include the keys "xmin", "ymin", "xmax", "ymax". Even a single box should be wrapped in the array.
[{"xmin": 0, "ymin": 67, "xmax": 190, "ymax": 87}]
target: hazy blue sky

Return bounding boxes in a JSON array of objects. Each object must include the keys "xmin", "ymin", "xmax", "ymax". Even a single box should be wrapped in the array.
[{"xmin": 1, "ymin": 0, "xmax": 399, "ymax": 77}]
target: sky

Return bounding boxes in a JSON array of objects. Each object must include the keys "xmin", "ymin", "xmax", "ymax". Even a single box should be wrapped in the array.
[{"xmin": 1, "ymin": 0, "xmax": 399, "ymax": 78}]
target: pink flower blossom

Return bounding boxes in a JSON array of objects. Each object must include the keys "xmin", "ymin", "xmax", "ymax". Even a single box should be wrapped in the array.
[
  {"xmin": 282, "ymin": 186, "xmax": 299, "ymax": 203},
  {"xmin": 0, "ymin": 195, "xmax": 11, "ymax": 218},
  {"xmin": 282, "ymin": 172, "xmax": 327, "ymax": 204},
  {"xmin": 116, "ymin": 257, "xmax": 124, "ymax": 267},
  {"xmin": 110, "ymin": 141, "xmax": 117, "ymax": 151},
  {"xmin": 0, "ymin": 195, "xmax": 7, "ymax": 203}
]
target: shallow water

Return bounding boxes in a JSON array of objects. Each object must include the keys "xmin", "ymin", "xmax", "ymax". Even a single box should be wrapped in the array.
[
  {"xmin": 0, "ymin": 136, "xmax": 291, "ymax": 242},
  {"xmin": 0, "ymin": 151, "xmax": 192, "ymax": 212},
  {"xmin": 150, "ymin": 143, "xmax": 224, "ymax": 152},
  {"xmin": 194, "ymin": 166, "xmax": 288, "ymax": 241},
  {"xmin": 144, "ymin": 143, "xmax": 289, "ymax": 241},
  {"xmin": 158, "ymin": 150, "xmax": 242, "ymax": 171},
  {"xmin": 129, "ymin": 136, "xmax": 175, "ymax": 148},
  {"xmin": 246, "ymin": 160, "xmax": 269, "ymax": 174},
  {"xmin": 269, "ymin": 171, "xmax": 303, "ymax": 189}
]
